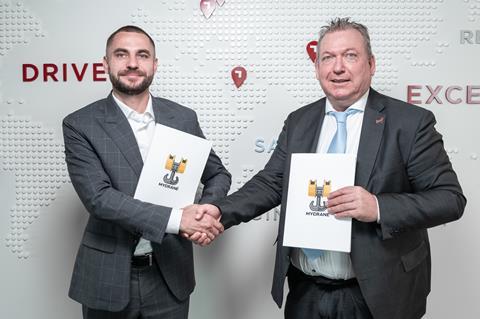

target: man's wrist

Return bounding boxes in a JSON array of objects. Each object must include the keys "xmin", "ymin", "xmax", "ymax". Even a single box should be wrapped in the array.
[
  {"xmin": 373, "ymin": 195, "xmax": 381, "ymax": 223},
  {"xmin": 166, "ymin": 208, "xmax": 182, "ymax": 234}
]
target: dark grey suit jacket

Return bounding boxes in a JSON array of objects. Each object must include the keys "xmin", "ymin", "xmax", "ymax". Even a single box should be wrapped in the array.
[
  {"xmin": 63, "ymin": 93, "xmax": 231, "ymax": 311},
  {"xmin": 215, "ymin": 89, "xmax": 466, "ymax": 319}
]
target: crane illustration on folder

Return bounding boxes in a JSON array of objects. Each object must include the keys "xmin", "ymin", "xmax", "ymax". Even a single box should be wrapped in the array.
[
  {"xmin": 308, "ymin": 179, "xmax": 331, "ymax": 211},
  {"xmin": 163, "ymin": 154, "xmax": 187, "ymax": 185}
]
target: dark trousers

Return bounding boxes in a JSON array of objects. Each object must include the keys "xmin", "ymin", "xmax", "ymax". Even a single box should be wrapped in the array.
[
  {"xmin": 285, "ymin": 265, "xmax": 373, "ymax": 319},
  {"xmin": 83, "ymin": 261, "xmax": 189, "ymax": 319}
]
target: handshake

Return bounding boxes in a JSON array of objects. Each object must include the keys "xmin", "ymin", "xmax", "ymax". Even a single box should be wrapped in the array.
[{"xmin": 179, "ymin": 204, "xmax": 223, "ymax": 246}]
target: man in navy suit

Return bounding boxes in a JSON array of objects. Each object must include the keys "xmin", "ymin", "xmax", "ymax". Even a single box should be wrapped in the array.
[{"xmin": 191, "ymin": 18, "xmax": 466, "ymax": 319}]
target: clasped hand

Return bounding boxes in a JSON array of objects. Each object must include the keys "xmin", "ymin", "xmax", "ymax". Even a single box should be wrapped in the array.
[{"xmin": 179, "ymin": 204, "xmax": 222, "ymax": 246}]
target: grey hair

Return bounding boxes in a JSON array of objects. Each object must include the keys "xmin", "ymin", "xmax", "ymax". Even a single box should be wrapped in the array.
[{"xmin": 316, "ymin": 17, "xmax": 373, "ymax": 60}]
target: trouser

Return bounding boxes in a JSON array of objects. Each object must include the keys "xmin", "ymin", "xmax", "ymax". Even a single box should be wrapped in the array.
[
  {"xmin": 83, "ymin": 258, "xmax": 189, "ymax": 319},
  {"xmin": 285, "ymin": 265, "xmax": 373, "ymax": 319}
]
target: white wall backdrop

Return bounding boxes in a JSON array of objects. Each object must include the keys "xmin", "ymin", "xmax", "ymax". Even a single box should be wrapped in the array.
[{"xmin": 0, "ymin": 0, "xmax": 479, "ymax": 318}]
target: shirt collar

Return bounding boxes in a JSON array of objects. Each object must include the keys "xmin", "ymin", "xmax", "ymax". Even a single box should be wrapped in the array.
[
  {"xmin": 325, "ymin": 89, "xmax": 369, "ymax": 114},
  {"xmin": 112, "ymin": 92, "xmax": 155, "ymax": 122}
]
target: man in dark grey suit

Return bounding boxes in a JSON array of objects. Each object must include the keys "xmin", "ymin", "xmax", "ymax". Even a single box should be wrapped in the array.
[
  {"xmin": 63, "ymin": 25, "xmax": 231, "ymax": 319},
  {"xmin": 192, "ymin": 18, "xmax": 466, "ymax": 318}
]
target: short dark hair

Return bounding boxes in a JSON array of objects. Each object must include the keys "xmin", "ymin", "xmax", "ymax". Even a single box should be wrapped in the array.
[
  {"xmin": 106, "ymin": 25, "xmax": 156, "ymax": 55},
  {"xmin": 317, "ymin": 17, "xmax": 373, "ymax": 60}
]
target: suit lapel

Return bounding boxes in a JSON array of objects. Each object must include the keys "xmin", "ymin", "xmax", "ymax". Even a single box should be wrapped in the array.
[
  {"xmin": 308, "ymin": 100, "xmax": 326, "ymax": 153},
  {"xmin": 102, "ymin": 93, "xmax": 144, "ymax": 177},
  {"xmin": 290, "ymin": 99, "xmax": 326, "ymax": 154},
  {"xmin": 152, "ymin": 98, "xmax": 175, "ymax": 127},
  {"xmin": 355, "ymin": 90, "xmax": 386, "ymax": 188}
]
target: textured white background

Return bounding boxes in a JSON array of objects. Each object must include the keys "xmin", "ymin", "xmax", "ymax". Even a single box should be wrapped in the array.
[{"xmin": 0, "ymin": 0, "xmax": 479, "ymax": 318}]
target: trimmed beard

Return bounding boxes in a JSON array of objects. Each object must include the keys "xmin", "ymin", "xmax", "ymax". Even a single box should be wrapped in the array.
[{"xmin": 109, "ymin": 72, "xmax": 154, "ymax": 96}]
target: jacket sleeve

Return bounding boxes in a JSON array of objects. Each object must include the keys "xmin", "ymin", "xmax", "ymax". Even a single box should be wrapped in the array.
[
  {"xmin": 192, "ymin": 112, "xmax": 232, "ymax": 203},
  {"xmin": 376, "ymin": 110, "xmax": 466, "ymax": 239},
  {"xmin": 63, "ymin": 117, "xmax": 171, "ymax": 244},
  {"xmin": 214, "ymin": 116, "xmax": 290, "ymax": 229}
]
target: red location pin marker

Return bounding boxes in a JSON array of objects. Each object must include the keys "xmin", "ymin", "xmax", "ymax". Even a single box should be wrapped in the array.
[
  {"xmin": 200, "ymin": 0, "xmax": 216, "ymax": 19},
  {"xmin": 231, "ymin": 66, "xmax": 247, "ymax": 88},
  {"xmin": 217, "ymin": 0, "xmax": 225, "ymax": 6},
  {"xmin": 306, "ymin": 40, "xmax": 318, "ymax": 63}
]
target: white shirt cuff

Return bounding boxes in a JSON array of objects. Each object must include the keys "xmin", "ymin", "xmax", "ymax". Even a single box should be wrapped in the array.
[
  {"xmin": 166, "ymin": 208, "xmax": 182, "ymax": 234},
  {"xmin": 374, "ymin": 195, "xmax": 381, "ymax": 223}
]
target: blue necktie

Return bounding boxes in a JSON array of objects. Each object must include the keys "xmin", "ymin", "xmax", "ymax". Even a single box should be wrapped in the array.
[{"xmin": 302, "ymin": 108, "xmax": 359, "ymax": 260}]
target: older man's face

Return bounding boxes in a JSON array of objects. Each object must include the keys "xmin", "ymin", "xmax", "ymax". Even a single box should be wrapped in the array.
[{"xmin": 315, "ymin": 28, "xmax": 375, "ymax": 111}]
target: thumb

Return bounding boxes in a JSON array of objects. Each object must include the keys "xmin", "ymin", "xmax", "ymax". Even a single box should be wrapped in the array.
[{"xmin": 195, "ymin": 206, "xmax": 206, "ymax": 220}]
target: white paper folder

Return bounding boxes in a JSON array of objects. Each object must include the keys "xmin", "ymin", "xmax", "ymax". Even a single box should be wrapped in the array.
[
  {"xmin": 134, "ymin": 124, "xmax": 212, "ymax": 208},
  {"xmin": 283, "ymin": 153, "xmax": 356, "ymax": 253}
]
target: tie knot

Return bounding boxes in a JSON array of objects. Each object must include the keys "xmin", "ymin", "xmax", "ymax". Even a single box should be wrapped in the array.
[{"xmin": 328, "ymin": 108, "xmax": 360, "ymax": 123}]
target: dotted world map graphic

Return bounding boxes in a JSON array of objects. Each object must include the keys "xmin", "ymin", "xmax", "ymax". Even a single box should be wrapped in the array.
[{"xmin": 0, "ymin": 0, "xmax": 471, "ymax": 258}]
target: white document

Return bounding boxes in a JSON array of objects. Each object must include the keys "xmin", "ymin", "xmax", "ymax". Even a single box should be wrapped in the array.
[
  {"xmin": 283, "ymin": 153, "xmax": 356, "ymax": 253},
  {"xmin": 134, "ymin": 124, "xmax": 212, "ymax": 208}
]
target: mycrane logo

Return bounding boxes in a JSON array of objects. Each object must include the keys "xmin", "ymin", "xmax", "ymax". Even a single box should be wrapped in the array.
[
  {"xmin": 305, "ymin": 179, "xmax": 332, "ymax": 217},
  {"xmin": 158, "ymin": 154, "xmax": 187, "ymax": 191}
]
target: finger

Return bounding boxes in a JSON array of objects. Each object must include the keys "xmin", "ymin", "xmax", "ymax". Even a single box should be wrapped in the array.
[
  {"xmin": 204, "ymin": 230, "xmax": 215, "ymax": 241},
  {"xmin": 181, "ymin": 232, "xmax": 190, "ymax": 239},
  {"xmin": 208, "ymin": 218, "xmax": 224, "ymax": 234},
  {"xmin": 195, "ymin": 206, "xmax": 207, "ymax": 220},
  {"xmin": 201, "ymin": 215, "xmax": 223, "ymax": 236},
  {"xmin": 197, "ymin": 233, "xmax": 212, "ymax": 246},
  {"xmin": 327, "ymin": 194, "xmax": 355, "ymax": 209},
  {"xmin": 193, "ymin": 232, "xmax": 207, "ymax": 245},
  {"xmin": 213, "ymin": 220, "xmax": 224, "ymax": 233},
  {"xmin": 209, "ymin": 224, "xmax": 220, "ymax": 237},
  {"xmin": 189, "ymin": 232, "xmax": 202, "ymax": 242},
  {"xmin": 328, "ymin": 186, "xmax": 354, "ymax": 200},
  {"xmin": 207, "ymin": 205, "xmax": 221, "ymax": 219},
  {"xmin": 328, "ymin": 202, "xmax": 357, "ymax": 215}
]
